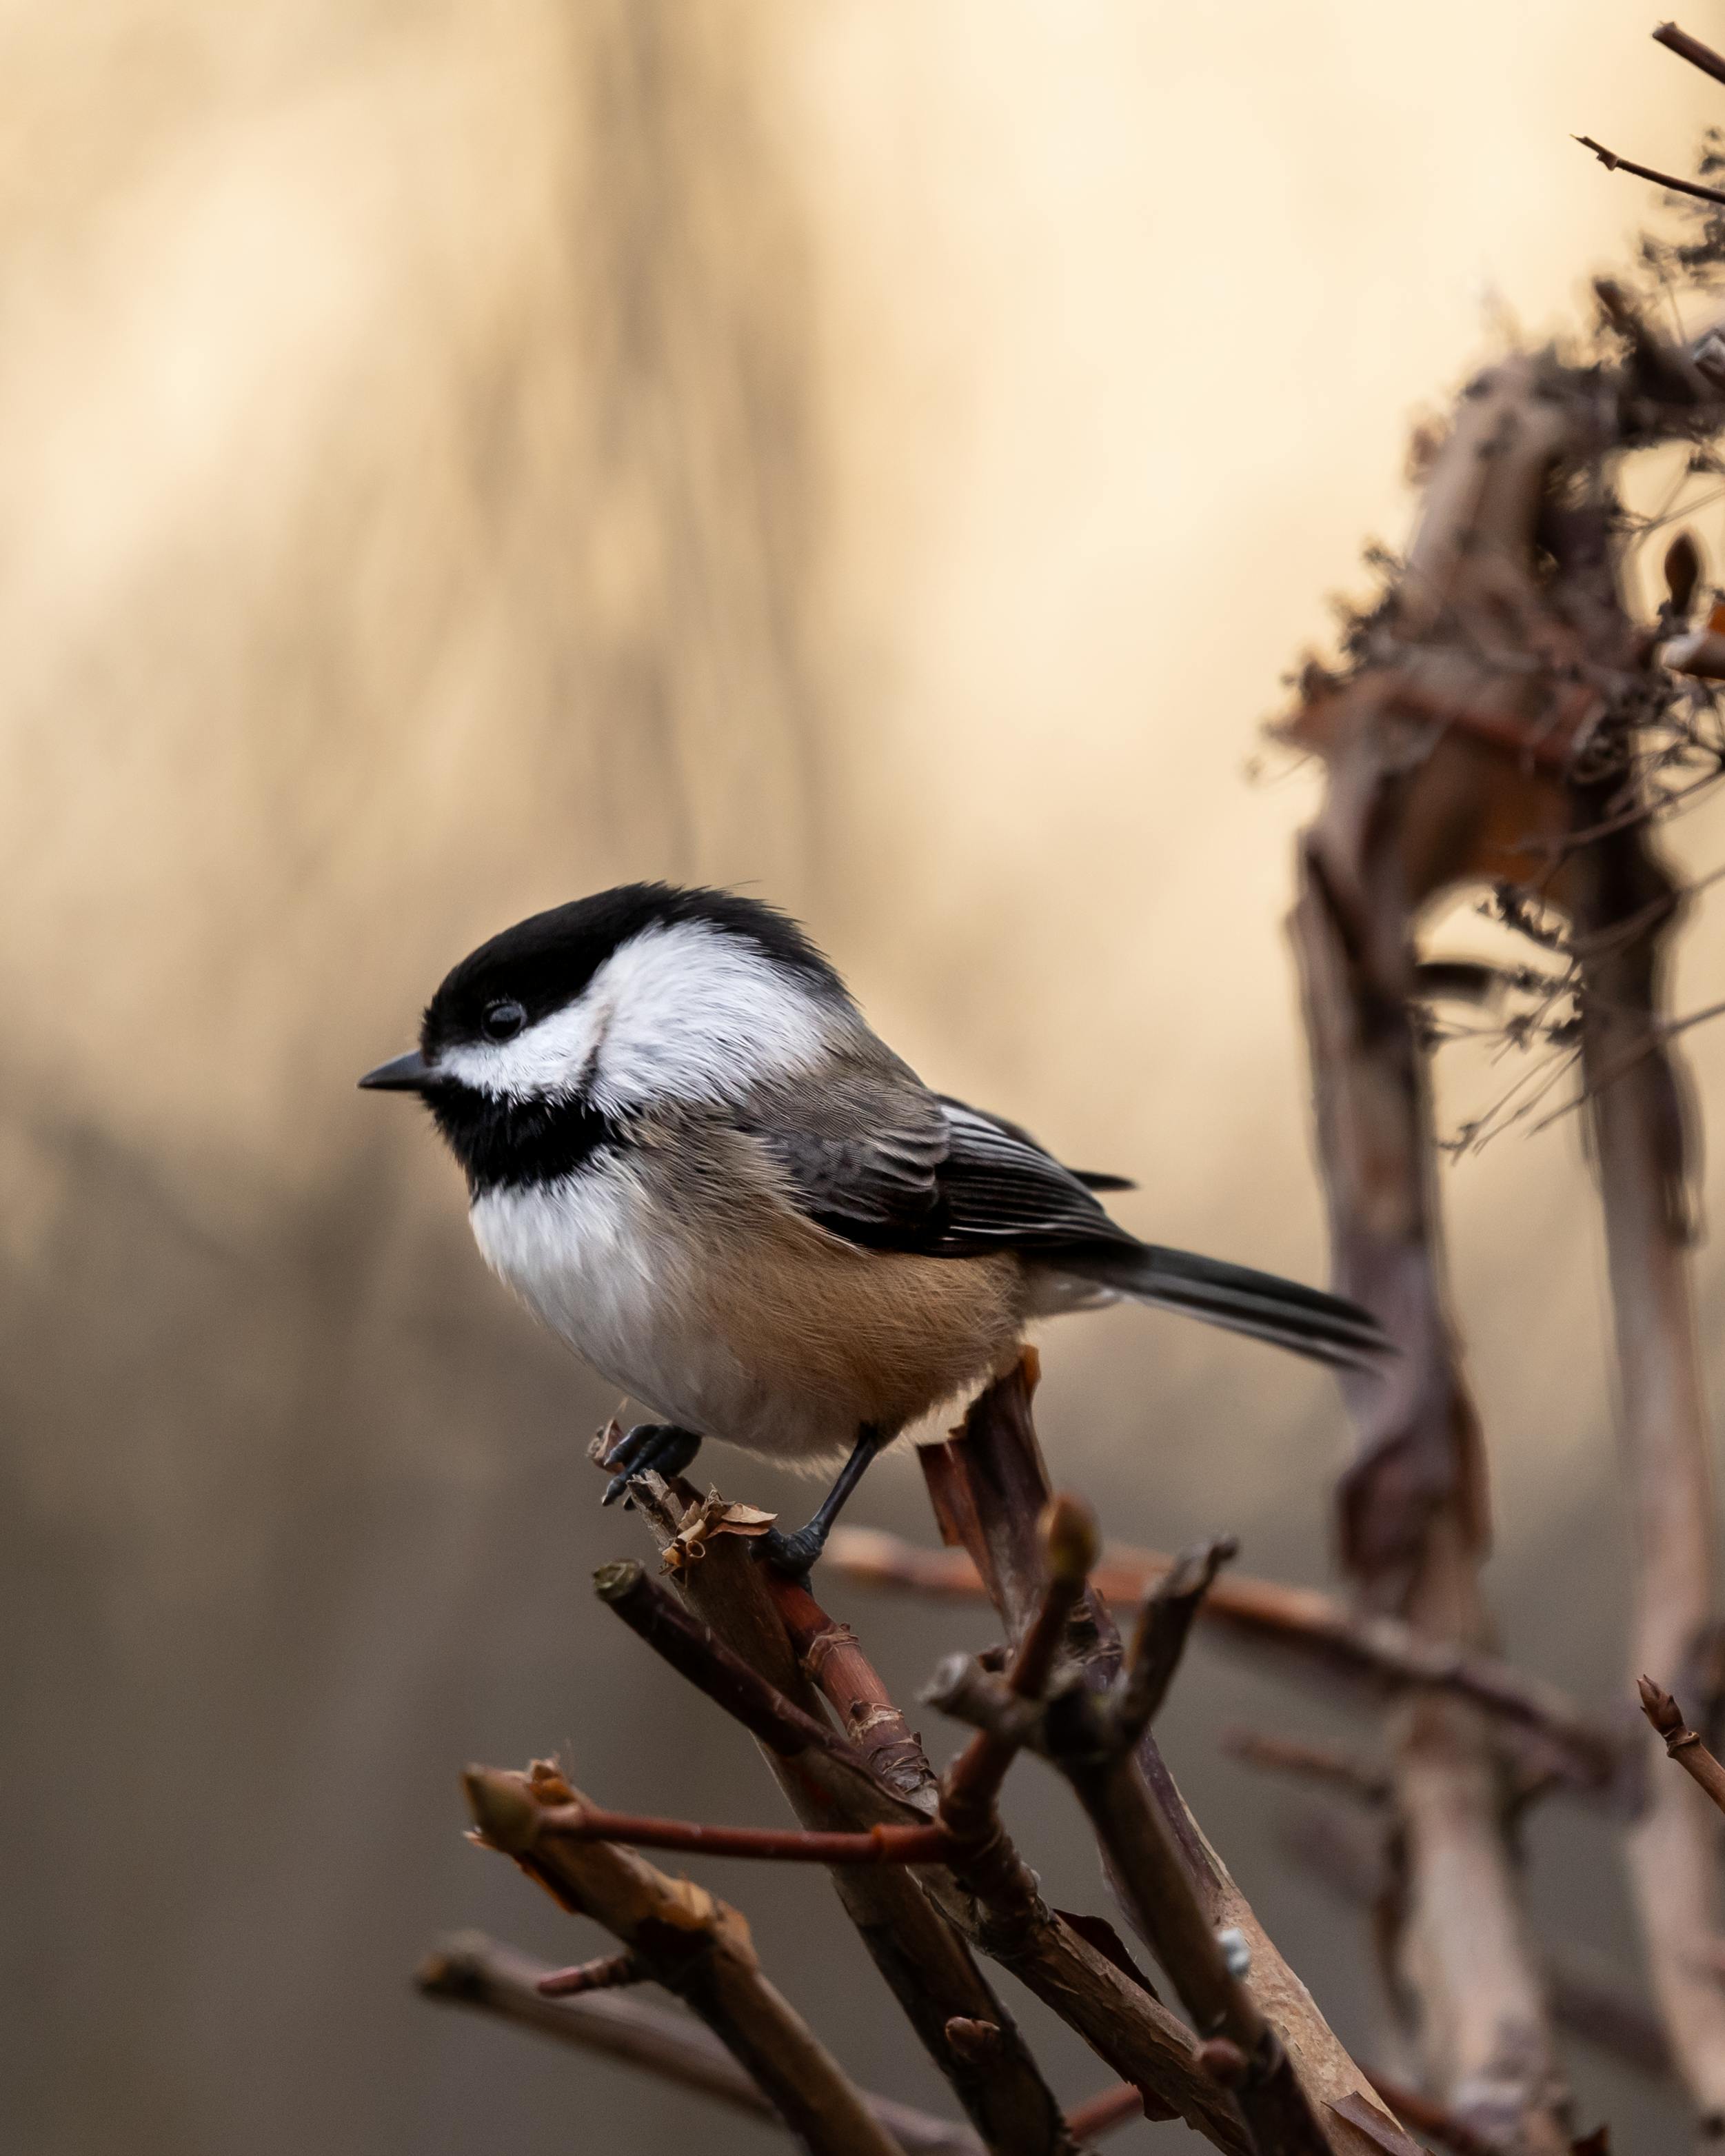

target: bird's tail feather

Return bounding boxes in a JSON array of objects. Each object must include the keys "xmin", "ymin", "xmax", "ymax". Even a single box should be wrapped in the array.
[{"xmin": 1055, "ymin": 1242, "xmax": 1388, "ymax": 1370}]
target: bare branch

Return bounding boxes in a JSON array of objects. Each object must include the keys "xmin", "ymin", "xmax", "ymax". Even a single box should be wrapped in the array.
[
  {"xmin": 593, "ymin": 1559, "xmax": 895, "ymax": 1795},
  {"xmin": 1653, "ymin": 19, "xmax": 1725, "ymax": 88},
  {"xmin": 532, "ymin": 1797, "xmax": 951, "ymax": 1865},
  {"xmin": 536, "ymin": 1950, "xmax": 647, "ymax": 1998},
  {"xmin": 464, "ymin": 1764, "xmax": 909, "ymax": 2156},
  {"xmin": 1220, "ymin": 1731, "xmax": 1393, "ymax": 1808},
  {"xmin": 1111, "ymin": 1536, "xmax": 1238, "ymax": 1744},
  {"xmin": 1575, "ymin": 135, "xmax": 1725, "ymax": 208},
  {"xmin": 918, "ymin": 1362, "xmax": 1411, "ymax": 2151},
  {"xmin": 618, "ymin": 1469, "xmax": 1236, "ymax": 2154},
  {"xmin": 418, "ymin": 1933, "xmax": 985, "ymax": 2155},
  {"xmin": 829, "ymin": 1530, "xmax": 1621, "ymax": 1794}
]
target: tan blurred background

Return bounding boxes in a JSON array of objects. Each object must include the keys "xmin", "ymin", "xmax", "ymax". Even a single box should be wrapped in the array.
[{"xmin": 6, "ymin": 3, "xmax": 1725, "ymax": 2150}]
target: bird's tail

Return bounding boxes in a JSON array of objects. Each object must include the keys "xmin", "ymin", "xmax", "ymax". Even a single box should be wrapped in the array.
[{"xmin": 1053, "ymin": 1242, "xmax": 1388, "ymax": 1370}]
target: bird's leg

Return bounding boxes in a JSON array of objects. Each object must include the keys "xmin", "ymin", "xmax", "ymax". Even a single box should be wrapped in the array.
[
  {"xmin": 600, "ymin": 1423, "xmax": 703, "ymax": 1509},
  {"xmin": 755, "ymin": 1425, "xmax": 886, "ymax": 1580}
]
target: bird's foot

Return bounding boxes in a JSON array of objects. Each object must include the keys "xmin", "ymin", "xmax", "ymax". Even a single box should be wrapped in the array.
[
  {"xmin": 599, "ymin": 1423, "xmax": 702, "ymax": 1509},
  {"xmin": 752, "ymin": 1520, "xmax": 829, "ymax": 1582}
]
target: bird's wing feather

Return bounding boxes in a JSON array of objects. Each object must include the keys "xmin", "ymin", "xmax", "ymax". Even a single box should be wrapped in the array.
[
  {"xmin": 738, "ymin": 1068, "xmax": 1390, "ymax": 1368},
  {"xmin": 742, "ymin": 1069, "xmax": 1131, "ymax": 1256}
]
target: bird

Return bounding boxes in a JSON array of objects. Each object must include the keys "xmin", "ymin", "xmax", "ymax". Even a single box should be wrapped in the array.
[{"xmin": 360, "ymin": 883, "xmax": 1386, "ymax": 1575}]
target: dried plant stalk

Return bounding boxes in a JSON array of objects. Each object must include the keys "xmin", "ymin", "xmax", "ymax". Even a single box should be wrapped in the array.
[{"xmin": 1573, "ymin": 820, "xmax": 1725, "ymax": 2128}]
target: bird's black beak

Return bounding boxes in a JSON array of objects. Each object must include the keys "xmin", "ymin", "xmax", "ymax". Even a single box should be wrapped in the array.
[{"xmin": 358, "ymin": 1049, "xmax": 435, "ymax": 1094}]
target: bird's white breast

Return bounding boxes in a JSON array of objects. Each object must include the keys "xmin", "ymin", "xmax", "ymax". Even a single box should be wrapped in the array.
[{"xmin": 468, "ymin": 1161, "xmax": 754, "ymax": 1442}]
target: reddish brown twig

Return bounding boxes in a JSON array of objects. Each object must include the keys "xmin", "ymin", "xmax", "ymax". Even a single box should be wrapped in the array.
[
  {"xmin": 536, "ymin": 1948, "xmax": 647, "ymax": 1998},
  {"xmin": 609, "ymin": 1475, "xmax": 1076, "ymax": 2155},
  {"xmin": 828, "ymin": 1529, "xmax": 1620, "ymax": 1793},
  {"xmin": 1637, "ymin": 1677, "xmax": 1725, "ymax": 1815},
  {"xmin": 766, "ymin": 1572, "xmax": 940, "ymax": 1804},
  {"xmin": 1575, "ymin": 135, "xmax": 1725, "ymax": 208},
  {"xmin": 535, "ymin": 1799, "xmax": 951, "ymax": 1865},
  {"xmin": 593, "ymin": 1559, "xmax": 895, "ymax": 1797}
]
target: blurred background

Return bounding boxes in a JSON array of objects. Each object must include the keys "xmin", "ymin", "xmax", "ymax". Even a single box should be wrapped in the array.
[{"xmin": 6, "ymin": 3, "xmax": 1725, "ymax": 2150}]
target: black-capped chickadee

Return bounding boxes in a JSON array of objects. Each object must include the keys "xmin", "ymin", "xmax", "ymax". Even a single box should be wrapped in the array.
[{"xmin": 361, "ymin": 884, "xmax": 1384, "ymax": 1575}]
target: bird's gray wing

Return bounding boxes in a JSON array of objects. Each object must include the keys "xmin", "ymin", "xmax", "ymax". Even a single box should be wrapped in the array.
[{"xmin": 740, "ymin": 1067, "xmax": 1131, "ymax": 1256}]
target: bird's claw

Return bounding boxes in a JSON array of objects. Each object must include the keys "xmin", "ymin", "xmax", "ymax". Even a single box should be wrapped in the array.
[
  {"xmin": 753, "ymin": 1523, "xmax": 827, "ymax": 1581},
  {"xmin": 598, "ymin": 1423, "xmax": 702, "ymax": 1508}
]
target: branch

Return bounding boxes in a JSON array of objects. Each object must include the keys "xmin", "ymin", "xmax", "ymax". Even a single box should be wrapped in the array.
[
  {"xmin": 1639, "ymin": 1677, "xmax": 1725, "ymax": 1815},
  {"xmin": 1575, "ymin": 135, "xmax": 1725, "ymax": 208},
  {"xmin": 594, "ymin": 1559, "xmax": 896, "ymax": 1796},
  {"xmin": 532, "ymin": 1798, "xmax": 951, "ymax": 1864},
  {"xmin": 1653, "ymin": 19, "xmax": 1725, "ymax": 88},
  {"xmin": 418, "ymin": 1932, "xmax": 985, "ymax": 2156},
  {"xmin": 536, "ymin": 1949, "xmax": 647, "ymax": 1997},
  {"xmin": 917, "ymin": 1361, "xmax": 1409, "ymax": 2151},
  {"xmin": 828, "ymin": 1530, "xmax": 1621, "ymax": 1794},
  {"xmin": 464, "ymin": 1764, "xmax": 907, "ymax": 2156},
  {"xmin": 610, "ymin": 1471, "xmax": 1251, "ymax": 2153},
  {"xmin": 925, "ymin": 1494, "xmax": 1406, "ymax": 2156},
  {"xmin": 1111, "ymin": 1535, "xmax": 1238, "ymax": 1744},
  {"xmin": 611, "ymin": 1469, "xmax": 1118, "ymax": 2156},
  {"xmin": 1220, "ymin": 1731, "xmax": 1393, "ymax": 1809},
  {"xmin": 421, "ymin": 1934, "xmax": 1153, "ymax": 2153}
]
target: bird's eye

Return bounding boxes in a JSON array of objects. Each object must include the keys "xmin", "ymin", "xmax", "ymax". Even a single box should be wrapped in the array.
[{"xmin": 483, "ymin": 1000, "xmax": 526, "ymax": 1041}]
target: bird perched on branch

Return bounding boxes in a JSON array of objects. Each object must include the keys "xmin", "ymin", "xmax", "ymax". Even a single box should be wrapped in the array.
[{"xmin": 361, "ymin": 884, "xmax": 1384, "ymax": 1575}]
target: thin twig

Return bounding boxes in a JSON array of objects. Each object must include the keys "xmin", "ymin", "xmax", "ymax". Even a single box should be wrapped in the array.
[
  {"xmin": 1638, "ymin": 1677, "xmax": 1725, "ymax": 1815},
  {"xmin": 534, "ymin": 1799, "xmax": 951, "ymax": 1865},
  {"xmin": 1111, "ymin": 1537, "xmax": 1238, "ymax": 1744},
  {"xmin": 1220, "ymin": 1731, "xmax": 1393, "ymax": 1808},
  {"xmin": 829, "ymin": 1530, "xmax": 1621, "ymax": 1793},
  {"xmin": 536, "ymin": 1949, "xmax": 648, "ymax": 1998}
]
